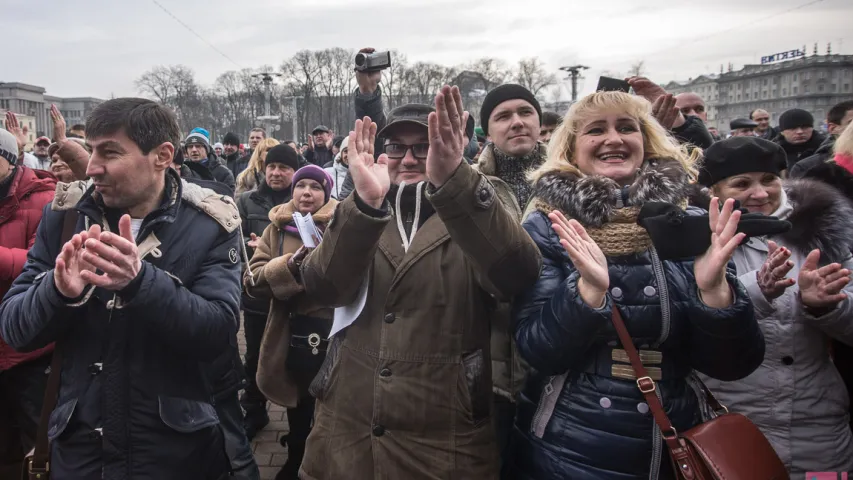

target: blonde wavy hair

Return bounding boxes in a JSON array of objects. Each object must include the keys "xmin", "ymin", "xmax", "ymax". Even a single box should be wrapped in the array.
[
  {"xmin": 834, "ymin": 122, "xmax": 853, "ymax": 158},
  {"xmin": 236, "ymin": 138, "xmax": 280, "ymax": 194},
  {"xmin": 528, "ymin": 91, "xmax": 700, "ymax": 184}
]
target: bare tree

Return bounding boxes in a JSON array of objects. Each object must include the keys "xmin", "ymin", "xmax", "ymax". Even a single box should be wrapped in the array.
[
  {"xmin": 628, "ymin": 60, "xmax": 646, "ymax": 77},
  {"xmin": 136, "ymin": 65, "xmax": 202, "ymax": 132},
  {"xmin": 514, "ymin": 57, "xmax": 558, "ymax": 96},
  {"xmin": 381, "ymin": 50, "xmax": 409, "ymax": 109}
]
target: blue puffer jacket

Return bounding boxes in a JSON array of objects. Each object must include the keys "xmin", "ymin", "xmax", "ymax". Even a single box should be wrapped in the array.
[
  {"xmin": 509, "ymin": 160, "xmax": 765, "ymax": 479},
  {"xmin": 0, "ymin": 170, "xmax": 242, "ymax": 480}
]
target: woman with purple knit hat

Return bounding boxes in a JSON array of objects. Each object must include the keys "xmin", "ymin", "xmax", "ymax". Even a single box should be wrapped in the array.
[{"xmin": 245, "ymin": 164, "xmax": 335, "ymax": 480}]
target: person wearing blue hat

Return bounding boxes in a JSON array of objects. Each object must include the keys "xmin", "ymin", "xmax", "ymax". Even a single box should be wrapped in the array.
[{"xmin": 184, "ymin": 129, "xmax": 235, "ymax": 194}]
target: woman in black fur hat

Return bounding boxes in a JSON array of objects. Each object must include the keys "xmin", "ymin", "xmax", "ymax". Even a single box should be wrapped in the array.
[
  {"xmin": 695, "ymin": 136, "xmax": 853, "ymax": 476},
  {"xmin": 508, "ymin": 91, "xmax": 765, "ymax": 479}
]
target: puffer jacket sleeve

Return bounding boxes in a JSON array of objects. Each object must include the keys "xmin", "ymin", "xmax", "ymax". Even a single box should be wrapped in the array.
[
  {"xmin": 118, "ymin": 224, "xmax": 241, "ymax": 361},
  {"xmin": 686, "ymin": 269, "xmax": 764, "ymax": 381},
  {"xmin": 514, "ymin": 211, "xmax": 612, "ymax": 375},
  {"xmin": 795, "ymin": 255, "xmax": 853, "ymax": 346},
  {"xmin": 246, "ymin": 223, "xmax": 301, "ymax": 301}
]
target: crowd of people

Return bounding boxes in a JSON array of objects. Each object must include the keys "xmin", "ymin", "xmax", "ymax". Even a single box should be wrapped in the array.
[{"xmin": 1, "ymin": 45, "xmax": 853, "ymax": 480}]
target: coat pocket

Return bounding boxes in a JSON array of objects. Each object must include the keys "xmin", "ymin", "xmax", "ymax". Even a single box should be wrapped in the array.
[
  {"xmin": 309, "ymin": 336, "xmax": 342, "ymax": 401},
  {"xmin": 462, "ymin": 349, "xmax": 490, "ymax": 425},
  {"xmin": 158, "ymin": 396, "xmax": 220, "ymax": 433},
  {"xmin": 47, "ymin": 398, "xmax": 78, "ymax": 442}
]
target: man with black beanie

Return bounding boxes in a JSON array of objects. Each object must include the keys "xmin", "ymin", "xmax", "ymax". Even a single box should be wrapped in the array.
[
  {"xmin": 476, "ymin": 83, "xmax": 547, "ymax": 478},
  {"xmin": 235, "ymin": 143, "xmax": 299, "ymax": 442},
  {"xmin": 223, "ymin": 132, "xmax": 247, "ymax": 179},
  {"xmin": 774, "ymin": 108, "xmax": 826, "ymax": 171}
]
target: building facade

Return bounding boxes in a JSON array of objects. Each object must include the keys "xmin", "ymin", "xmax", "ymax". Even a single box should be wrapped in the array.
[
  {"xmin": 715, "ymin": 53, "xmax": 853, "ymax": 133},
  {"xmin": 0, "ymin": 82, "xmax": 103, "ymax": 137}
]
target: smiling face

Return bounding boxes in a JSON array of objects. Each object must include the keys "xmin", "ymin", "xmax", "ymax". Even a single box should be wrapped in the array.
[
  {"xmin": 488, "ymin": 99, "xmax": 540, "ymax": 157},
  {"xmin": 50, "ymin": 153, "xmax": 75, "ymax": 182},
  {"xmin": 293, "ymin": 178, "xmax": 326, "ymax": 215},
  {"xmin": 712, "ymin": 172, "xmax": 782, "ymax": 216},
  {"xmin": 573, "ymin": 111, "xmax": 645, "ymax": 185}
]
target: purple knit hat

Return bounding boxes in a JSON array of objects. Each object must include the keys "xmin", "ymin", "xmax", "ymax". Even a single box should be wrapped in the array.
[{"xmin": 292, "ymin": 164, "xmax": 333, "ymax": 203}]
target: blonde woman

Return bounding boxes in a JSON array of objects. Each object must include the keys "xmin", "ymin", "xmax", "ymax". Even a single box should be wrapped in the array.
[
  {"xmin": 509, "ymin": 91, "xmax": 765, "ymax": 479},
  {"xmin": 236, "ymin": 137, "xmax": 280, "ymax": 195}
]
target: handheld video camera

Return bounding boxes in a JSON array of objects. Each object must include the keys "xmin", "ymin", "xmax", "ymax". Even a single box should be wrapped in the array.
[{"xmin": 355, "ymin": 51, "xmax": 392, "ymax": 73}]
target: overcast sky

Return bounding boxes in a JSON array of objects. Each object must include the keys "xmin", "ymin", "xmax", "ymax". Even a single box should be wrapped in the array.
[{"xmin": 5, "ymin": 0, "xmax": 851, "ymax": 100}]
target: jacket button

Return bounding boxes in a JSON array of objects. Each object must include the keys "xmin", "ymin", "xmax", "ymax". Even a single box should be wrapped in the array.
[
  {"xmin": 372, "ymin": 425, "xmax": 385, "ymax": 437},
  {"xmin": 637, "ymin": 403, "xmax": 650, "ymax": 414},
  {"xmin": 383, "ymin": 313, "xmax": 395, "ymax": 324},
  {"xmin": 599, "ymin": 397, "xmax": 612, "ymax": 409},
  {"xmin": 610, "ymin": 287, "xmax": 623, "ymax": 299},
  {"xmin": 479, "ymin": 188, "xmax": 490, "ymax": 202},
  {"xmin": 782, "ymin": 356, "xmax": 794, "ymax": 366},
  {"xmin": 379, "ymin": 368, "xmax": 392, "ymax": 378},
  {"xmin": 643, "ymin": 286, "xmax": 656, "ymax": 297}
]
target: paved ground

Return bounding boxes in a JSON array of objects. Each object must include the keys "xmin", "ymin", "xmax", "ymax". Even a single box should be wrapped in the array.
[{"xmin": 238, "ymin": 320, "xmax": 289, "ymax": 480}]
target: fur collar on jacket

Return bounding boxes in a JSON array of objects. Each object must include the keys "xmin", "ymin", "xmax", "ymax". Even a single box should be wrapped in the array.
[
  {"xmin": 531, "ymin": 157, "xmax": 691, "ymax": 228},
  {"xmin": 269, "ymin": 198, "xmax": 338, "ymax": 230}
]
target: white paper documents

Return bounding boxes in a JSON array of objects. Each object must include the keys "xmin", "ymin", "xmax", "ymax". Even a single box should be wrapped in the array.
[{"xmin": 292, "ymin": 211, "xmax": 324, "ymax": 248}]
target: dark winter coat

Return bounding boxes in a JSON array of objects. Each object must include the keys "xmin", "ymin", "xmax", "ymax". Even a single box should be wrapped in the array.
[
  {"xmin": 0, "ymin": 166, "xmax": 56, "ymax": 371},
  {"xmin": 226, "ymin": 151, "xmax": 251, "ymax": 180},
  {"xmin": 788, "ymin": 134, "xmax": 836, "ymax": 179},
  {"xmin": 198, "ymin": 154, "xmax": 236, "ymax": 194},
  {"xmin": 237, "ymin": 180, "xmax": 292, "ymax": 315},
  {"xmin": 0, "ymin": 171, "xmax": 242, "ymax": 479},
  {"xmin": 510, "ymin": 159, "xmax": 764, "ymax": 479},
  {"xmin": 774, "ymin": 130, "xmax": 827, "ymax": 171},
  {"xmin": 671, "ymin": 115, "xmax": 715, "ymax": 150},
  {"xmin": 304, "ymin": 147, "xmax": 334, "ymax": 168}
]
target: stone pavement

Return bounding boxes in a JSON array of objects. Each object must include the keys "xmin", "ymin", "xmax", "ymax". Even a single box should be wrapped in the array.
[{"xmin": 238, "ymin": 318, "xmax": 289, "ymax": 480}]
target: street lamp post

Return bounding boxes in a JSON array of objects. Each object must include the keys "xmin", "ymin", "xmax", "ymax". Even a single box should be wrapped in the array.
[
  {"xmin": 252, "ymin": 72, "xmax": 282, "ymax": 135},
  {"xmin": 559, "ymin": 65, "xmax": 590, "ymax": 102}
]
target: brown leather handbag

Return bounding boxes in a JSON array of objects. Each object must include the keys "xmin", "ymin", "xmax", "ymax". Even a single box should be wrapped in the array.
[{"xmin": 610, "ymin": 308, "xmax": 788, "ymax": 479}]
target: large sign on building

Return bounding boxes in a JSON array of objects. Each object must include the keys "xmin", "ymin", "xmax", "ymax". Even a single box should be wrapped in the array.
[{"xmin": 761, "ymin": 49, "xmax": 805, "ymax": 64}]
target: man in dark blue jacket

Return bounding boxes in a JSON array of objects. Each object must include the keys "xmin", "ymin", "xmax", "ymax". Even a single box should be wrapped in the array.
[{"xmin": 0, "ymin": 98, "xmax": 243, "ymax": 480}]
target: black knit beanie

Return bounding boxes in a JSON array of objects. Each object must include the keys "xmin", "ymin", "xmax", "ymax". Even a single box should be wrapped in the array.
[
  {"xmin": 265, "ymin": 144, "xmax": 300, "ymax": 171},
  {"xmin": 698, "ymin": 137, "xmax": 786, "ymax": 187},
  {"xmin": 480, "ymin": 84, "xmax": 542, "ymax": 136},
  {"xmin": 778, "ymin": 109, "xmax": 814, "ymax": 131},
  {"xmin": 223, "ymin": 132, "xmax": 241, "ymax": 146}
]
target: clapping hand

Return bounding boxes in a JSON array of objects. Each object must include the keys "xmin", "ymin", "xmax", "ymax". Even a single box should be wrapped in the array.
[
  {"xmin": 426, "ymin": 85, "xmax": 468, "ymax": 188},
  {"xmin": 694, "ymin": 197, "xmax": 744, "ymax": 308},
  {"xmin": 79, "ymin": 215, "xmax": 142, "ymax": 291},
  {"xmin": 651, "ymin": 94, "xmax": 680, "ymax": 130},
  {"xmin": 348, "ymin": 117, "xmax": 390, "ymax": 209},
  {"xmin": 799, "ymin": 250, "xmax": 851, "ymax": 309},
  {"xmin": 756, "ymin": 241, "xmax": 795, "ymax": 301},
  {"xmin": 550, "ymin": 210, "xmax": 609, "ymax": 307},
  {"xmin": 55, "ymin": 228, "xmax": 96, "ymax": 298}
]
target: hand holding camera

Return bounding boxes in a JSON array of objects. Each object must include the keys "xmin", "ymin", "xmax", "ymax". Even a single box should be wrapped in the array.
[{"xmin": 355, "ymin": 47, "xmax": 390, "ymax": 95}]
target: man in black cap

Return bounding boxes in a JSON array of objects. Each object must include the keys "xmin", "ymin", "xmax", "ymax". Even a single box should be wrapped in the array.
[
  {"xmin": 730, "ymin": 118, "xmax": 758, "ymax": 137},
  {"xmin": 222, "ymin": 132, "xmax": 246, "ymax": 179},
  {"xmin": 235, "ymin": 144, "xmax": 299, "ymax": 442},
  {"xmin": 774, "ymin": 108, "xmax": 827, "ymax": 171},
  {"xmin": 304, "ymin": 125, "xmax": 334, "ymax": 167},
  {"xmin": 184, "ymin": 130, "xmax": 235, "ymax": 194}
]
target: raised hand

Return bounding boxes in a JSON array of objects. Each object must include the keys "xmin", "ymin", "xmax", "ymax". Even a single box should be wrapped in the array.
[
  {"xmin": 247, "ymin": 233, "xmax": 260, "ymax": 249},
  {"xmin": 651, "ymin": 94, "xmax": 680, "ymax": 130},
  {"xmin": 550, "ymin": 210, "xmax": 609, "ymax": 307},
  {"xmin": 348, "ymin": 117, "xmax": 390, "ymax": 209},
  {"xmin": 307, "ymin": 135, "xmax": 314, "ymax": 151},
  {"xmin": 80, "ymin": 215, "xmax": 141, "ymax": 291},
  {"xmin": 426, "ymin": 85, "xmax": 468, "ymax": 188},
  {"xmin": 756, "ymin": 240, "xmax": 795, "ymax": 301},
  {"xmin": 799, "ymin": 249, "xmax": 851, "ymax": 309},
  {"xmin": 4, "ymin": 111, "xmax": 27, "ymax": 154},
  {"xmin": 694, "ymin": 197, "xmax": 745, "ymax": 307},
  {"xmin": 50, "ymin": 104, "xmax": 67, "ymax": 143},
  {"xmin": 627, "ymin": 76, "xmax": 685, "ymax": 128},
  {"xmin": 355, "ymin": 47, "xmax": 382, "ymax": 95}
]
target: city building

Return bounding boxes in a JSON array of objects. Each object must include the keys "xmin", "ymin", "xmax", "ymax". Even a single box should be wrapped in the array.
[
  {"xmin": 715, "ymin": 52, "xmax": 853, "ymax": 133},
  {"xmin": 0, "ymin": 81, "xmax": 103, "ymax": 137},
  {"xmin": 663, "ymin": 74, "xmax": 720, "ymax": 129},
  {"xmin": 0, "ymin": 109, "xmax": 37, "ymax": 150}
]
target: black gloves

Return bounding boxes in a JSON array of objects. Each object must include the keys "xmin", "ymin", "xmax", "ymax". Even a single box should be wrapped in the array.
[{"xmin": 637, "ymin": 202, "xmax": 791, "ymax": 260}]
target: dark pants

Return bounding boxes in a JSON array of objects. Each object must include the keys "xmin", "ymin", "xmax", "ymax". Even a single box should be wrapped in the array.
[
  {"xmin": 0, "ymin": 354, "xmax": 51, "ymax": 464},
  {"xmin": 277, "ymin": 396, "xmax": 316, "ymax": 480},
  {"xmin": 216, "ymin": 390, "xmax": 261, "ymax": 480},
  {"xmin": 240, "ymin": 312, "xmax": 268, "ymax": 416},
  {"xmin": 493, "ymin": 394, "xmax": 516, "ymax": 480}
]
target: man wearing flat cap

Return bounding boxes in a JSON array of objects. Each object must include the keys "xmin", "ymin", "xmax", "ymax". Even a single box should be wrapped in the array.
[{"xmin": 730, "ymin": 118, "xmax": 758, "ymax": 137}]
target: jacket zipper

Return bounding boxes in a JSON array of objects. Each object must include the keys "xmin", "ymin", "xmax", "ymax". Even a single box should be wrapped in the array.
[
  {"xmin": 648, "ymin": 247, "xmax": 671, "ymax": 347},
  {"xmin": 530, "ymin": 374, "xmax": 567, "ymax": 438},
  {"xmin": 648, "ymin": 390, "xmax": 664, "ymax": 480}
]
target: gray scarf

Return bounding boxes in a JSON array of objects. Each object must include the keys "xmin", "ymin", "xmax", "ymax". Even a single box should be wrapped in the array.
[{"xmin": 493, "ymin": 146, "xmax": 543, "ymax": 210}]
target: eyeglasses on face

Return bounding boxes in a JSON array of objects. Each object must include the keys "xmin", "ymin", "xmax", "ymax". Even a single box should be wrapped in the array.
[{"xmin": 383, "ymin": 143, "xmax": 429, "ymax": 160}]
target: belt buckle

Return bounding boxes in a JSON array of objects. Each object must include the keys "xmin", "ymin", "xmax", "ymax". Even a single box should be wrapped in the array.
[{"xmin": 308, "ymin": 333, "xmax": 321, "ymax": 355}]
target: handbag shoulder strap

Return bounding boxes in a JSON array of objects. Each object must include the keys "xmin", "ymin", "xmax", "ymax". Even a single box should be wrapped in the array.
[
  {"xmin": 30, "ymin": 210, "xmax": 78, "ymax": 473},
  {"xmin": 610, "ymin": 308, "xmax": 682, "ymax": 450}
]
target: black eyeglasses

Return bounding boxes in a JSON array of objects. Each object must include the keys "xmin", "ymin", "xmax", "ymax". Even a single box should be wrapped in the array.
[{"xmin": 383, "ymin": 143, "xmax": 429, "ymax": 160}]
